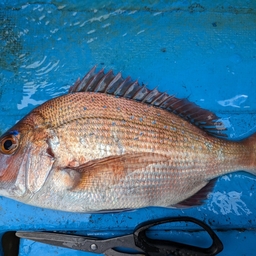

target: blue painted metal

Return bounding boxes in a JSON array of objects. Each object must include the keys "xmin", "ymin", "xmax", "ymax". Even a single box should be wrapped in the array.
[{"xmin": 0, "ymin": 0, "xmax": 256, "ymax": 255}]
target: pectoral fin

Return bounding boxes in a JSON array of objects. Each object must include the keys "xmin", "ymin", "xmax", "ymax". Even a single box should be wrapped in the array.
[{"xmin": 69, "ymin": 153, "xmax": 168, "ymax": 191}]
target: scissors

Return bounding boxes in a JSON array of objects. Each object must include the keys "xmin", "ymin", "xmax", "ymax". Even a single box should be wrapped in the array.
[{"xmin": 16, "ymin": 216, "xmax": 223, "ymax": 256}]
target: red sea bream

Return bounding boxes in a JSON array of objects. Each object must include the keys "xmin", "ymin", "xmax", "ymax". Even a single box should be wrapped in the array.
[{"xmin": 0, "ymin": 67, "xmax": 255, "ymax": 212}]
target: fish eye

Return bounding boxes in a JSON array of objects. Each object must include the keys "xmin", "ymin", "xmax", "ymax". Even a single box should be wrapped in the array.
[{"xmin": 0, "ymin": 135, "xmax": 19, "ymax": 154}]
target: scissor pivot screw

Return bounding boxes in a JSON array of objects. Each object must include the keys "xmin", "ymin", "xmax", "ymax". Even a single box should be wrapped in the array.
[{"xmin": 90, "ymin": 243, "xmax": 97, "ymax": 250}]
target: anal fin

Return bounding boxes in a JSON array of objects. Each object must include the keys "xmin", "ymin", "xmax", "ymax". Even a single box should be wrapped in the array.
[{"xmin": 173, "ymin": 179, "xmax": 217, "ymax": 208}]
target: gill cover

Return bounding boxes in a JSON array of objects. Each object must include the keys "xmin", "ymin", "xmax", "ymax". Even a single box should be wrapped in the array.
[
  {"xmin": 23, "ymin": 139, "xmax": 55, "ymax": 194},
  {"xmin": 0, "ymin": 129, "xmax": 55, "ymax": 197}
]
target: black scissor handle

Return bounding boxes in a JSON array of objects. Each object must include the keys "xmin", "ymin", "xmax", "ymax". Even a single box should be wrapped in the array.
[{"xmin": 133, "ymin": 216, "xmax": 223, "ymax": 256}]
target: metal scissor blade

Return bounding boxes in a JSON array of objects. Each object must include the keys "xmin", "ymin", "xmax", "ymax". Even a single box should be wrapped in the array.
[
  {"xmin": 16, "ymin": 231, "xmax": 105, "ymax": 253},
  {"xmin": 16, "ymin": 231, "xmax": 145, "ymax": 256}
]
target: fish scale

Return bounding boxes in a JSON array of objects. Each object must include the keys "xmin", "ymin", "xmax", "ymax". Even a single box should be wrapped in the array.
[
  {"xmin": 28, "ymin": 93, "xmax": 250, "ymax": 211},
  {"xmin": 0, "ymin": 68, "xmax": 254, "ymax": 212},
  {"xmin": 49, "ymin": 95, "xmax": 192, "ymax": 159}
]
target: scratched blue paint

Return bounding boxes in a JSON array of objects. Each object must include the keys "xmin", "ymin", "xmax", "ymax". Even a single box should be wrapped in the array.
[{"xmin": 0, "ymin": 0, "xmax": 256, "ymax": 255}]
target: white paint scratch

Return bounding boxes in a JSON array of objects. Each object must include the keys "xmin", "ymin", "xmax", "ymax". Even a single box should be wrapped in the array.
[
  {"xmin": 208, "ymin": 191, "xmax": 252, "ymax": 215},
  {"xmin": 218, "ymin": 95, "xmax": 248, "ymax": 108}
]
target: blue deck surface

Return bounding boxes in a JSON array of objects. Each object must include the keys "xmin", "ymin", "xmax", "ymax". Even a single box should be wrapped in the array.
[{"xmin": 0, "ymin": 0, "xmax": 256, "ymax": 255}]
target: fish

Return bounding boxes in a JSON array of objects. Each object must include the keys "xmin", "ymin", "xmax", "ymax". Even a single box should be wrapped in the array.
[{"xmin": 0, "ymin": 67, "xmax": 255, "ymax": 212}]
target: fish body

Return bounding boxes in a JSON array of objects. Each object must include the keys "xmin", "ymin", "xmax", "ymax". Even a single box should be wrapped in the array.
[{"xmin": 0, "ymin": 68, "xmax": 255, "ymax": 212}]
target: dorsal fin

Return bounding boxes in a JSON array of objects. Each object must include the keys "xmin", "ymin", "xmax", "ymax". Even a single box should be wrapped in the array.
[{"xmin": 69, "ymin": 67, "xmax": 227, "ymax": 137}]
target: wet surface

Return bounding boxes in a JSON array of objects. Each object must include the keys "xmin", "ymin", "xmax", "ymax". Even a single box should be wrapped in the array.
[{"xmin": 0, "ymin": 0, "xmax": 256, "ymax": 255}]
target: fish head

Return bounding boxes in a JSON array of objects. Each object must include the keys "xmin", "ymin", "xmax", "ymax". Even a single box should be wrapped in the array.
[{"xmin": 0, "ymin": 115, "xmax": 55, "ymax": 202}]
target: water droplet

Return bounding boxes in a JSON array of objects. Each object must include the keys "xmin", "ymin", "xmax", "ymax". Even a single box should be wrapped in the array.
[
  {"xmin": 229, "ymin": 44, "xmax": 235, "ymax": 49},
  {"xmin": 137, "ymin": 30, "xmax": 145, "ymax": 35},
  {"xmin": 102, "ymin": 23, "xmax": 111, "ymax": 28},
  {"xmin": 229, "ymin": 54, "xmax": 241, "ymax": 63},
  {"xmin": 87, "ymin": 29, "xmax": 96, "ymax": 34}
]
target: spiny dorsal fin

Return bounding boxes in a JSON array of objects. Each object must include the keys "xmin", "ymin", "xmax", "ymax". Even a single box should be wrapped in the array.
[{"xmin": 69, "ymin": 67, "xmax": 227, "ymax": 137}]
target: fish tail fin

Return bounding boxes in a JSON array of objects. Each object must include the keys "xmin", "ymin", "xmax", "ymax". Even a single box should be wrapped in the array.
[{"xmin": 241, "ymin": 133, "xmax": 256, "ymax": 175}]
